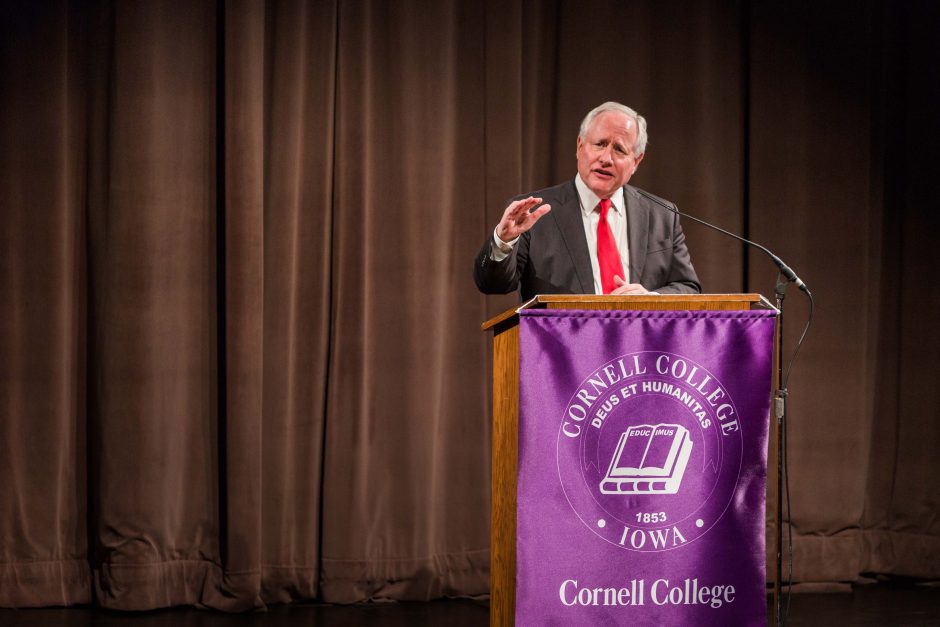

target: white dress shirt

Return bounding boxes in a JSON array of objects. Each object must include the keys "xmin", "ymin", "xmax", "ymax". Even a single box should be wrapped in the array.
[{"xmin": 574, "ymin": 174, "xmax": 630, "ymax": 293}]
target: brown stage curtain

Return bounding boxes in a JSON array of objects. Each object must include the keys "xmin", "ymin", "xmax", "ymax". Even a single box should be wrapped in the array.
[{"xmin": 1, "ymin": 0, "xmax": 937, "ymax": 610}]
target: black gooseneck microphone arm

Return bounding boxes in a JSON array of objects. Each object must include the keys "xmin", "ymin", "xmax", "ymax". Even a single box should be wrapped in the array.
[
  {"xmin": 634, "ymin": 188, "xmax": 809, "ymax": 294},
  {"xmin": 635, "ymin": 187, "xmax": 813, "ymax": 627}
]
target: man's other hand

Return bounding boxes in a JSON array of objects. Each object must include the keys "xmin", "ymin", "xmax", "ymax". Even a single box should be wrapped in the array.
[{"xmin": 611, "ymin": 275, "xmax": 649, "ymax": 295}]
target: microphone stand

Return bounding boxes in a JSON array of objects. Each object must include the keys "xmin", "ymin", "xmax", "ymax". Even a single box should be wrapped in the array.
[
  {"xmin": 773, "ymin": 275, "xmax": 787, "ymax": 627},
  {"xmin": 634, "ymin": 189, "xmax": 810, "ymax": 627}
]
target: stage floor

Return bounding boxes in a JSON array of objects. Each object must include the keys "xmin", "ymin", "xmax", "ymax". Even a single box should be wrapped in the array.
[{"xmin": 1, "ymin": 583, "xmax": 939, "ymax": 626}]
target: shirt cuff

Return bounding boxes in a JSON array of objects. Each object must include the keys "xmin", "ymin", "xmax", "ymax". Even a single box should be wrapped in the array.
[{"xmin": 489, "ymin": 227, "xmax": 518, "ymax": 261}]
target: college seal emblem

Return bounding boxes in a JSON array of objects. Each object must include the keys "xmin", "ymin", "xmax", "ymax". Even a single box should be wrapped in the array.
[{"xmin": 556, "ymin": 351, "xmax": 743, "ymax": 552}]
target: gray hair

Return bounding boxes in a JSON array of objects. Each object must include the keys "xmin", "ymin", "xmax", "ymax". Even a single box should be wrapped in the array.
[{"xmin": 579, "ymin": 101, "xmax": 648, "ymax": 157}]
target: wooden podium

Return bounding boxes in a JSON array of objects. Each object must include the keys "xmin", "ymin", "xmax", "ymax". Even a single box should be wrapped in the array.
[{"xmin": 481, "ymin": 294, "xmax": 774, "ymax": 627}]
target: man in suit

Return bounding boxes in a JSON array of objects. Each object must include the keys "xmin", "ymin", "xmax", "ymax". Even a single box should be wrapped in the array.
[{"xmin": 473, "ymin": 102, "xmax": 700, "ymax": 300}]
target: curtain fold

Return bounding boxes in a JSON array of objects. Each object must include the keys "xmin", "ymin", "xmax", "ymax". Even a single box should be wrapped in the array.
[
  {"xmin": 86, "ymin": 0, "xmax": 224, "ymax": 609},
  {"xmin": 319, "ymin": 0, "xmax": 491, "ymax": 602},
  {"xmin": 0, "ymin": 0, "xmax": 91, "ymax": 607},
  {"xmin": 0, "ymin": 0, "xmax": 937, "ymax": 611},
  {"xmin": 215, "ymin": 0, "xmax": 266, "ymax": 609},
  {"xmin": 256, "ymin": 0, "xmax": 337, "ymax": 606},
  {"xmin": 859, "ymin": 0, "xmax": 940, "ymax": 580}
]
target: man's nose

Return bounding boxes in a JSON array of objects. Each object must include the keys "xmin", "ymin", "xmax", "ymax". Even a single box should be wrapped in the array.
[{"xmin": 598, "ymin": 147, "xmax": 613, "ymax": 164}]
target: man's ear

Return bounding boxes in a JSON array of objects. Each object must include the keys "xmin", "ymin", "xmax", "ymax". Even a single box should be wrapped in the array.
[{"xmin": 632, "ymin": 152, "xmax": 645, "ymax": 173}]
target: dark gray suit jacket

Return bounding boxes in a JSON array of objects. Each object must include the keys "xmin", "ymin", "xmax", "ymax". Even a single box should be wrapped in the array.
[{"xmin": 473, "ymin": 179, "xmax": 701, "ymax": 300}]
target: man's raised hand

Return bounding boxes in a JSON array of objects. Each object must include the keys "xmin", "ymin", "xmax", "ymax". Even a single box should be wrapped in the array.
[{"xmin": 495, "ymin": 197, "xmax": 551, "ymax": 242}]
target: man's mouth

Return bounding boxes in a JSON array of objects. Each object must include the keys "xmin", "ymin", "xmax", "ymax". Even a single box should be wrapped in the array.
[{"xmin": 592, "ymin": 168, "xmax": 614, "ymax": 179}]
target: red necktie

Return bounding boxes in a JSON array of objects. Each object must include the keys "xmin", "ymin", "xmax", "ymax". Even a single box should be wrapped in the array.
[{"xmin": 596, "ymin": 198, "xmax": 624, "ymax": 294}]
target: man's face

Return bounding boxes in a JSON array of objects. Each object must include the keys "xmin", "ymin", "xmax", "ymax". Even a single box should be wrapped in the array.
[{"xmin": 576, "ymin": 110, "xmax": 645, "ymax": 199}]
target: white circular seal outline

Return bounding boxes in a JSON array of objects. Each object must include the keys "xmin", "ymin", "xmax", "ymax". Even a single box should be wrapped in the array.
[{"xmin": 555, "ymin": 350, "xmax": 744, "ymax": 552}]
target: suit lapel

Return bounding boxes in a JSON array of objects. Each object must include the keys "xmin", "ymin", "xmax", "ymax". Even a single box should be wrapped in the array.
[
  {"xmin": 552, "ymin": 180, "xmax": 594, "ymax": 294},
  {"xmin": 625, "ymin": 186, "xmax": 649, "ymax": 283}
]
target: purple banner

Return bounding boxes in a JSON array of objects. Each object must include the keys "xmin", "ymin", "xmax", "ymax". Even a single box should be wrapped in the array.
[{"xmin": 517, "ymin": 309, "xmax": 776, "ymax": 626}]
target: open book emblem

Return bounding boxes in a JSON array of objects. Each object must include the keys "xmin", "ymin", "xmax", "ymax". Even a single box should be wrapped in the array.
[{"xmin": 600, "ymin": 423, "xmax": 692, "ymax": 495}]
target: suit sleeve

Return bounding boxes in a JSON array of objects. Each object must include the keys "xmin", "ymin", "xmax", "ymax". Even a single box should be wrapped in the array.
[{"xmin": 473, "ymin": 231, "xmax": 531, "ymax": 295}]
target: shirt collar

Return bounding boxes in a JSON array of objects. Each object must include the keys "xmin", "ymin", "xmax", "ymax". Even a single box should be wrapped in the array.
[{"xmin": 575, "ymin": 174, "xmax": 625, "ymax": 217}]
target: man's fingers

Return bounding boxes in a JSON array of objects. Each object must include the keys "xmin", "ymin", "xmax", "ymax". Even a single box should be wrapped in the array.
[
  {"xmin": 507, "ymin": 196, "xmax": 544, "ymax": 220},
  {"xmin": 519, "ymin": 204, "xmax": 550, "ymax": 231},
  {"xmin": 526, "ymin": 203, "xmax": 551, "ymax": 222},
  {"xmin": 611, "ymin": 282, "xmax": 649, "ymax": 295},
  {"xmin": 613, "ymin": 275, "xmax": 626, "ymax": 287}
]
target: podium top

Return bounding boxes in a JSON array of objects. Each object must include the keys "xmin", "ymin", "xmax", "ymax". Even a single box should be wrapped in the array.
[{"xmin": 481, "ymin": 293, "xmax": 769, "ymax": 332}]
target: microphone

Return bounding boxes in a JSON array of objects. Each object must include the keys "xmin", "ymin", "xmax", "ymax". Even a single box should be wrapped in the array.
[{"xmin": 634, "ymin": 188, "xmax": 810, "ymax": 294}]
